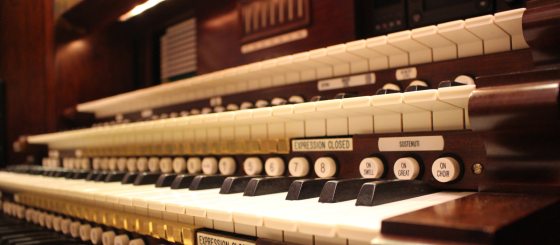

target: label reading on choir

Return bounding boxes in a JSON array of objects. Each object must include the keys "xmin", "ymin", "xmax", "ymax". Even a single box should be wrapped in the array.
[
  {"xmin": 395, "ymin": 67, "xmax": 417, "ymax": 80},
  {"xmin": 197, "ymin": 231, "xmax": 256, "ymax": 245},
  {"xmin": 292, "ymin": 138, "xmax": 353, "ymax": 152},
  {"xmin": 317, "ymin": 73, "xmax": 376, "ymax": 91},
  {"xmin": 378, "ymin": 136, "xmax": 444, "ymax": 151}
]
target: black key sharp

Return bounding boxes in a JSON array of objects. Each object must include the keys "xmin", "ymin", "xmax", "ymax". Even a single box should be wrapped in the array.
[
  {"xmin": 170, "ymin": 174, "xmax": 196, "ymax": 189},
  {"xmin": 243, "ymin": 176, "xmax": 301, "ymax": 196},
  {"xmin": 104, "ymin": 172, "xmax": 126, "ymax": 182},
  {"xmin": 71, "ymin": 171, "xmax": 89, "ymax": 179},
  {"xmin": 133, "ymin": 172, "xmax": 161, "ymax": 185},
  {"xmin": 85, "ymin": 172, "xmax": 98, "ymax": 181},
  {"xmin": 64, "ymin": 171, "xmax": 75, "ymax": 179},
  {"xmin": 285, "ymin": 178, "xmax": 332, "ymax": 200},
  {"xmin": 220, "ymin": 176, "xmax": 258, "ymax": 194},
  {"xmin": 356, "ymin": 179, "xmax": 435, "ymax": 206},
  {"xmin": 189, "ymin": 175, "xmax": 229, "ymax": 190},
  {"xmin": 319, "ymin": 178, "xmax": 376, "ymax": 203},
  {"xmin": 121, "ymin": 172, "xmax": 139, "ymax": 184},
  {"xmin": 94, "ymin": 172, "xmax": 108, "ymax": 181},
  {"xmin": 155, "ymin": 173, "xmax": 177, "ymax": 187}
]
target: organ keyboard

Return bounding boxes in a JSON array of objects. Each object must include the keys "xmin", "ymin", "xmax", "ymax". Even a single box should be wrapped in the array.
[{"xmin": 2, "ymin": 2, "xmax": 560, "ymax": 245}]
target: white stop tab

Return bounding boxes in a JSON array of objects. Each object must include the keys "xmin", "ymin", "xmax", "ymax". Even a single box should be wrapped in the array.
[
  {"xmin": 432, "ymin": 157, "xmax": 461, "ymax": 183},
  {"xmin": 393, "ymin": 157, "xmax": 420, "ymax": 180},
  {"xmin": 359, "ymin": 157, "xmax": 385, "ymax": 178}
]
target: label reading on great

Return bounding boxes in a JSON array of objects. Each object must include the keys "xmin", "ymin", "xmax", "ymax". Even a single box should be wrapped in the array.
[
  {"xmin": 292, "ymin": 138, "xmax": 353, "ymax": 152},
  {"xmin": 197, "ymin": 231, "xmax": 256, "ymax": 245}
]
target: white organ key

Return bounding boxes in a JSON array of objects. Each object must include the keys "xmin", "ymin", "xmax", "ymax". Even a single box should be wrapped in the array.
[
  {"xmin": 172, "ymin": 157, "xmax": 187, "ymax": 173},
  {"xmin": 346, "ymin": 39, "xmax": 387, "ymax": 71},
  {"xmin": 437, "ymin": 20, "xmax": 483, "ymax": 58},
  {"xmin": 159, "ymin": 157, "xmax": 173, "ymax": 173},
  {"xmin": 465, "ymin": 15, "xmax": 510, "ymax": 54},
  {"xmin": 411, "ymin": 25, "xmax": 457, "ymax": 61},
  {"xmin": 366, "ymin": 36, "xmax": 407, "ymax": 68},
  {"xmin": 218, "ymin": 157, "xmax": 236, "ymax": 175},
  {"xmin": 494, "ymin": 8, "xmax": 528, "ymax": 50},
  {"xmin": 187, "ymin": 157, "xmax": 202, "ymax": 174},
  {"xmin": 243, "ymin": 157, "xmax": 263, "ymax": 176},
  {"xmin": 371, "ymin": 91, "xmax": 404, "ymax": 133},
  {"xmin": 342, "ymin": 96, "xmax": 374, "ymax": 134},
  {"xmin": 388, "ymin": 30, "xmax": 432, "ymax": 65},
  {"xmin": 201, "ymin": 157, "xmax": 218, "ymax": 175},
  {"xmin": 265, "ymin": 157, "xmax": 285, "ymax": 176},
  {"xmin": 147, "ymin": 157, "xmax": 160, "ymax": 172},
  {"xmin": 327, "ymin": 43, "xmax": 368, "ymax": 74}
]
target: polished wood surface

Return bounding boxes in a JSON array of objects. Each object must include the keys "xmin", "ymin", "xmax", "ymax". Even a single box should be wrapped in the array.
[
  {"xmin": 0, "ymin": 0, "xmax": 55, "ymax": 165},
  {"xmin": 523, "ymin": 0, "xmax": 560, "ymax": 66},
  {"xmin": 382, "ymin": 193, "xmax": 560, "ymax": 244}
]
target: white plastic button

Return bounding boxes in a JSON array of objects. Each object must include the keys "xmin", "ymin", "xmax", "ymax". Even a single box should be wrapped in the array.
[
  {"xmin": 432, "ymin": 157, "xmax": 461, "ymax": 183},
  {"xmin": 394, "ymin": 157, "xmax": 421, "ymax": 180},
  {"xmin": 92, "ymin": 158, "xmax": 101, "ymax": 170},
  {"xmin": 172, "ymin": 157, "xmax": 187, "ymax": 173},
  {"xmin": 218, "ymin": 157, "xmax": 237, "ymax": 175},
  {"xmin": 147, "ymin": 157, "xmax": 160, "ymax": 172},
  {"xmin": 101, "ymin": 231, "xmax": 116, "ymax": 245},
  {"xmin": 81, "ymin": 158, "xmax": 91, "ymax": 170},
  {"xmin": 38, "ymin": 212, "xmax": 46, "ymax": 226},
  {"xmin": 128, "ymin": 238, "xmax": 145, "ymax": 245},
  {"xmin": 187, "ymin": 157, "xmax": 202, "ymax": 174},
  {"xmin": 107, "ymin": 157, "xmax": 118, "ymax": 171},
  {"xmin": 70, "ymin": 221, "xmax": 81, "ymax": 238},
  {"xmin": 79, "ymin": 224, "xmax": 92, "ymax": 241},
  {"xmin": 359, "ymin": 157, "xmax": 385, "ymax": 178},
  {"xmin": 52, "ymin": 217, "xmax": 62, "ymax": 231},
  {"xmin": 201, "ymin": 157, "xmax": 218, "ymax": 175},
  {"xmin": 126, "ymin": 158, "xmax": 138, "ymax": 172},
  {"xmin": 90, "ymin": 227, "xmax": 103, "ymax": 244},
  {"xmin": 116, "ymin": 158, "xmax": 127, "ymax": 171},
  {"xmin": 114, "ymin": 234, "xmax": 130, "ymax": 245},
  {"xmin": 45, "ymin": 214, "xmax": 53, "ymax": 229},
  {"xmin": 159, "ymin": 157, "xmax": 173, "ymax": 173},
  {"xmin": 265, "ymin": 157, "xmax": 285, "ymax": 176},
  {"xmin": 136, "ymin": 157, "xmax": 148, "ymax": 172},
  {"xmin": 314, "ymin": 157, "xmax": 337, "ymax": 178},
  {"xmin": 288, "ymin": 157, "xmax": 310, "ymax": 177},
  {"xmin": 60, "ymin": 219, "xmax": 71, "ymax": 234},
  {"xmin": 100, "ymin": 158, "xmax": 109, "ymax": 170},
  {"xmin": 243, "ymin": 157, "xmax": 263, "ymax": 176}
]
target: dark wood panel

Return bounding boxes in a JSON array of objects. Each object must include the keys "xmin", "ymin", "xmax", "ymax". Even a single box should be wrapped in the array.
[
  {"xmin": 382, "ymin": 193, "xmax": 560, "ymax": 244},
  {"xmin": 0, "ymin": 0, "xmax": 55, "ymax": 165}
]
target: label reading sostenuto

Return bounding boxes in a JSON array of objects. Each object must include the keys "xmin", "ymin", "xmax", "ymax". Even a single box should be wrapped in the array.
[{"xmin": 378, "ymin": 136, "xmax": 444, "ymax": 151}]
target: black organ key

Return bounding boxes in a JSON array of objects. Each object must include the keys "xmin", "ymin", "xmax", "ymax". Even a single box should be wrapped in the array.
[
  {"xmin": 189, "ymin": 175, "xmax": 229, "ymax": 190},
  {"xmin": 285, "ymin": 178, "xmax": 332, "ymax": 200},
  {"xmin": 121, "ymin": 172, "xmax": 139, "ymax": 184},
  {"xmin": 155, "ymin": 173, "xmax": 177, "ymax": 187},
  {"xmin": 170, "ymin": 174, "xmax": 196, "ymax": 189},
  {"xmin": 243, "ymin": 176, "xmax": 302, "ymax": 196},
  {"xmin": 318, "ymin": 178, "xmax": 376, "ymax": 203},
  {"xmin": 219, "ymin": 176, "xmax": 258, "ymax": 194},
  {"xmin": 133, "ymin": 172, "xmax": 161, "ymax": 186},
  {"xmin": 355, "ymin": 179, "xmax": 435, "ymax": 206},
  {"xmin": 104, "ymin": 172, "xmax": 126, "ymax": 182}
]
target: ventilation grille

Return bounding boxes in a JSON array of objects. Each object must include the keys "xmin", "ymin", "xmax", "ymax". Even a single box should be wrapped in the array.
[{"xmin": 160, "ymin": 18, "xmax": 197, "ymax": 82}]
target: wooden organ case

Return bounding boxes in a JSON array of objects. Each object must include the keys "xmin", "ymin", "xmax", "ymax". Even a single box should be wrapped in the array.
[{"xmin": 1, "ymin": 0, "xmax": 560, "ymax": 245}]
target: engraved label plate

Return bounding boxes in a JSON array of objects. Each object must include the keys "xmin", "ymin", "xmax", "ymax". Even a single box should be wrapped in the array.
[
  {"xmin": 292, "ymin": 138, "xmax": 353, "ymax": 152},
  {"xmin": 378, "ymin": 136, "xmax": 444, "ymax": 151},
  {"xmin": 395, "ymin": 67, "xmax": 417, "ymax": 80},
  {"xmin": 317, "ymin": 73, "xmax": 376, "ymax": 91},
  {"xmin": 197, "ymin": 231, "xmax": 256, "ymax": 245}
]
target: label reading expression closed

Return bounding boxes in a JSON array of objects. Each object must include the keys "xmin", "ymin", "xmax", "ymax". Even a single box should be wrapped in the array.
[{"xmin": 292, "ymin": 138, "xmax": 353, "ymax": 152}]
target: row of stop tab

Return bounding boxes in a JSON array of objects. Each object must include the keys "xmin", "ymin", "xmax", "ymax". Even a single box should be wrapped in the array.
[{"xmin": 40, "ymin": 78, "xmax": 475, "ymax": 149}]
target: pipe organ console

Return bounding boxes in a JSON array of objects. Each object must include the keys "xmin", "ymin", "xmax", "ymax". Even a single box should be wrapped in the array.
[{"xmin": 1, "ymin": 1, "xmax": 560, "ymax": 245}]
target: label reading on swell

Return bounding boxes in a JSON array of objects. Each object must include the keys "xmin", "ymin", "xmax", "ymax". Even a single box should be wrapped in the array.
[
  {"xmin": 292, "ymin": 138, "xmax": 353, "ymax": 152},
  {"xmin": 395, "ymin": 67, "xmax": 417, "ymax": 80},
  {"xmin": 197, "ymin": 231, "xmax": 256, "ymax": 245},
  {"xmin": 378, "ymin": 136, "xmax": 444, "ymax": 151}
]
